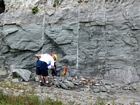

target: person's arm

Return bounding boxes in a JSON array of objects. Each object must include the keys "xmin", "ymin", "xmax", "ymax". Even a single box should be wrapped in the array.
[
  {"xmin": 35, "ymin": 54, "xmax": 41, "ymax": 58},
  {"xmin": 51, "ymin": 65, "xmax": 55, "ymax": 69}
]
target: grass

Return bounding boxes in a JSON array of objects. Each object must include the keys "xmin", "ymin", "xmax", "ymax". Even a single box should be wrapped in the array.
[
  {"xmin": 0, "ymin": 91, "xmax": 63, "ymax": 105},
  {"xmin": 0, "ymin": 80, "xmax": 116, "ymax": 105},
  {"xmin": 0, "ymin": 80, "xmax": 64, "ymax": 105},
  {"xmin": 94, "ymin": 97, "xmax": 117, "ymax": 105},
  {"xmin": 0, "ymin": 87, "xmax": 118, "ymax": 105},
  {"xmin": 0, "ymin": 91, "xmax": 118, "ymax": 105},
  {"xmin": 94, "ymin": 97, "xmax": 106, "ymax": 105}
]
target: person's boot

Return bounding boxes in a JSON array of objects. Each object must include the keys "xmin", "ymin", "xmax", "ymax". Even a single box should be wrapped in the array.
[
  {"xmin": 45, "ymin": 83, "xmax": 51, "ymax": 87},
  {"xmin": 39, "ymin": 82, "xmax": 44, "ymax": 86}
]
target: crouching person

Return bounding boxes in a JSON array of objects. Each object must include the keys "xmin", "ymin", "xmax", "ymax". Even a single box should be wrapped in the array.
[
  {"xmin": 51, "ymin": 54, "xmax": 58, "ymax": 77},
  {"xmin": 35, "ymin": 53, "xmax": 56, "ymax": 87}
]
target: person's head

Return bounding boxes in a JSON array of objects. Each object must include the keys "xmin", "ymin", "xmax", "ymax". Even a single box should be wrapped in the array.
[{"xmin": 52, "ymin": 54, "xmax": 58, "ymax": 62}]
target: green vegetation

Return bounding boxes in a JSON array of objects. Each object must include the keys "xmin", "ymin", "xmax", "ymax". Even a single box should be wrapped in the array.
[
  {"xmin": 55, "ymin": 0, "xmax": 59, "ymax": 4},
  {"xmin": 53, "ymin": 3, "xmax": 56, "ymax": 7},
  {"xmin": 0, "ymin": 80, "xmax": 63, "ymax": 105},
  {"xmin": 94, "ymin": 97, "xmax": 106, "ymax": 105},
  {"xmin": 0, "ymin": 91, "xmax": 63, "ymax": 105},
  {"xmin": 94, "ymin": 97, "xmax": 116, "ymax": 105},
  {"xmin": 32, "ymin": 6, "xmax": 39, "ymax": 14},
  {"xmin": 0, "ymin": 80, "xmax": 116, "ymax": 105},
  {"xmin": 53, "ymin": 0, "xmax": 62, "ymax": 7}
]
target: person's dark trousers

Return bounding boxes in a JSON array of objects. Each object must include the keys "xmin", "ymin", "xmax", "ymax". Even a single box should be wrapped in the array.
[
  {"xmin": 51, "ymin": 62, "xmax": 57, "ymax": 76},
  {"xmin": 36, "ymin": 60, "xmax": 48, "ymax": 71}
]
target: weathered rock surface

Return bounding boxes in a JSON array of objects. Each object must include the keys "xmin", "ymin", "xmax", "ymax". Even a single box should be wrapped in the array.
[
  {"xmin": 0, "ymin": 0, "xmax": 140, "ymax": 84},
  {"xmin": 12, "ymin": 69, "xmax": 31, "ymax": 81}
]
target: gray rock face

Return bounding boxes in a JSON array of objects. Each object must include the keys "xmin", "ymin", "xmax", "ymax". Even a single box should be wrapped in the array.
[
  {"xmin": 0, "ymin": 0, "xmax": 140, "ymax": 84},
  {"xmin": 104, "ymin": 66, "xmax": 139, "ymax": 84},
  {"xmin": 0, "ymin": 68, "xmax": 7, "ymax": 78}
]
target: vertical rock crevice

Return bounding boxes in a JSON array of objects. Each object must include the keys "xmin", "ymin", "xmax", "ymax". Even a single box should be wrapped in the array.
[{"xmin": 0, "ymin": 0, "xmax": 5, "ymax": 13}]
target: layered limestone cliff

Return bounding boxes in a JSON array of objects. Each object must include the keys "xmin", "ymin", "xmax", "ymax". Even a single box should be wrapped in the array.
[{"xmin": 0, "ymin": 0, "xmax": 140, "ymax": 84}]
